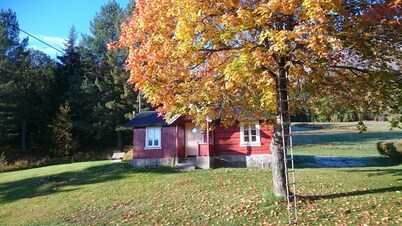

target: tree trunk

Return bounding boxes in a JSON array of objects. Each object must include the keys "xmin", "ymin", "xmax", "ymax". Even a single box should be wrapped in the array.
[
  {"xmin": 21, "ymin": 119, "xmax": 28, "ymax": 153},
  {"xmin": 270, "ymin": 117, "xmax": 287, "ymax": 196},
  {"xmin": 117, "ymin": 130, "xmax": 123, "ymax": 151},
  {"xmin": 270, "ymin": 56, "xmax": 290, "ymax": 197}
]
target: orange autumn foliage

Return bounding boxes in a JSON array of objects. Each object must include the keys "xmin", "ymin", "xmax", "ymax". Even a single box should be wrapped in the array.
[{"xmin": 110, "ymin": 0, "xmax": 400, "ymax": 125}]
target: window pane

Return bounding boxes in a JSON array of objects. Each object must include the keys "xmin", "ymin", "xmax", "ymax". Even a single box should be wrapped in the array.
[
  {"xmin": 240, "ymin": 123, "xmax": 260, "ymax": 145},
  {"xmin": 149, "ymin": 132, "xmax": 154, "ymax": 144},
  {"xmin": 155, "ymin": 128, "xmax": 161, "ymax": 139},
  {"xmin": 155, "ymin": 129, "xmax": 160, "ymax": 146},
  {"xmin": 146, "ymin": 127, "xmax": 161, "ymax": 147},
  {"xmin": 251, "ymin": 135, "xmax": 257, "ymax": 142}
]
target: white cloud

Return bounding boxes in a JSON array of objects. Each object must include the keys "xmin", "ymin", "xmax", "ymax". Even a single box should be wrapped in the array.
[
  {"xmin": 42, "ymin": 36, "xmax": 66, "ymax": 48},
  {"xmin": 29, "ymin": 45, "xmax": 62, "ymax": 59},
  {"xmin": 26, "ymin": 34, "xmax": 66, "ymax": 59}
]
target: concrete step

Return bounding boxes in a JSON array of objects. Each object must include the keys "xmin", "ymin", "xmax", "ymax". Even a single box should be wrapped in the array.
[
  {"xmin": 175, "ymin": 162, "xmax": 196, "ymax": 171},
  {"xmin": 178, "ymin": 157, "xmax": 196, "ymax": 163}
]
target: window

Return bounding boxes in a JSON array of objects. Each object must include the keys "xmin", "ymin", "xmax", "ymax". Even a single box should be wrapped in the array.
[
  {"xmin": 240, "ymin": 122, "xmax": 261, "ymax": 146},
  {"xmin": 145, "ymin": 127, "xmax": 161, "ymax": 149}
]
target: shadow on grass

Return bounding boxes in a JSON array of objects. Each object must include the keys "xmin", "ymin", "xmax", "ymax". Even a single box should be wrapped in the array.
[
  {"xmin": 300, "ymin": 185, "xmax": 402, "ymax": 201},
  {"xmin": 293, "ymin": 131, "xmax": 402, "ymax": 146},
  {"xmin": 0, "ymin": 162, "xmax": 178, "ymax": 204},
  {"xmin": 341, "ymin": 168, "xmax": 402, "ymax": 180},
  {"xmin": 294, "ymin": 155, "xmax": 400, "ymax": 168}
]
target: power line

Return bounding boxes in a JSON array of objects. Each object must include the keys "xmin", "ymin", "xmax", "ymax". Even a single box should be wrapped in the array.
[
  {"xmin": 18, "ymin": 27, "xmax": 64, "ymax": 54},
  {"xmin": 1, "ymin": 18, "xmax": 65, "ymax": 54}
]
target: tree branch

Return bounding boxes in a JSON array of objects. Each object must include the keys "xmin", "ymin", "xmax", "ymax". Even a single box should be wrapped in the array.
[
  {"xmin": 329, "ymin": 65, "xmax": 371, "ymax": 73},
  {"xmin": 199, "ymin": 46, "xmax": 243, "ymax": 52}
]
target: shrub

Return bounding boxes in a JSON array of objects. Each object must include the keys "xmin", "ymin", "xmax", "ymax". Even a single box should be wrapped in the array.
[
  {"xmin": 377, "ymin": 140, "xmax": 402, "ymax": 161},
  {"xmin": 0, "ymin": 152, "xmax": 8, "ymax": 172},
  {"xmin": 0, "ymin": 152, "xmax": 7, "ymax": 165},
  {"xmin": 123, "ymin": 150, "xmax": 133, "ymax": 161}
]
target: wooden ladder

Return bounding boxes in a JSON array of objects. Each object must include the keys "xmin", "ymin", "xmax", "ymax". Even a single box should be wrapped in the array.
[{"xmin": 278, "ymin": 69, "xmax": 298, "ymax": 224}]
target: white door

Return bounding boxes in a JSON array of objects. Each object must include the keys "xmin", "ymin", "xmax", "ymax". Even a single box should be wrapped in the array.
[{"xmin": 185, "ymin": 123, "xmax": 203, "ymax": 156}]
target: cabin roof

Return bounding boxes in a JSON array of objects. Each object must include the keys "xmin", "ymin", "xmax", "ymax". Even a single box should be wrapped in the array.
[{"xmin": 125, "ymin": 111, "xmax": 168, "ymax": 128}]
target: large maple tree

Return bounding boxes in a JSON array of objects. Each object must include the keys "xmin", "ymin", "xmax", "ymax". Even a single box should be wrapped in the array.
[{"xmin": 111, "ymin": 0, "xmax": 401, "ymax": 196}]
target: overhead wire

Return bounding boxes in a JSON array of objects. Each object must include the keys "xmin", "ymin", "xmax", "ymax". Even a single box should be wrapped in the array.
[
  {"xmin": 18, "ymin": 27, "xmax": 64, "ymax": 54},
  {"xmin": 0, "ymin": 18, "xmax": 64, "ymax": 54}
]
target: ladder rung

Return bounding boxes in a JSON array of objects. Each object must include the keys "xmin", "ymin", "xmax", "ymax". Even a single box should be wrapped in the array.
[
  {"xmin": 286, "ymin": 157, "xmax": 294, "ymax": 161},
  {"xmin": 288, "ymin": 206, "xmax": 297, "ymax": 211},
  {"xmin": 287, "ymin": 182, "xmax": 296, "ymax": 186},
  {"xmin": 286, "ymin": 169, "xmax": 295, "ymax": 173}
]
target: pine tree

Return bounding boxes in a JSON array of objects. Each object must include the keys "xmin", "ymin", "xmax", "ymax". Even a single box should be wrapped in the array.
[
  {"xmin": 1, "ymin": 10, "xmax": 56, "ymax": 153},
  {"xmin": 49, "ymin": 102, "xmax": 77, "ymax": 156},
  {"xmin": 55, "ymin": 26, "xmax": 89, "ymax": 148},
  {"xmin": 80, "ymin": 0, "xmax": 139, "ymax": 149}
]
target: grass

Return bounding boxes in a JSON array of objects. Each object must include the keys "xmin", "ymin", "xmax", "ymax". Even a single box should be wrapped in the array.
[
  {"xmin": 293, "ymin": 121, "xmax": 402, "ymax": 157},
  {"xmin": 0, "ymin": 121, "xmax": 401, "ymax": 225}
]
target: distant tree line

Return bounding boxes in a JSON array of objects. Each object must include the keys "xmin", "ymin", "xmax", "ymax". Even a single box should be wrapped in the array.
[{"xmin": 0, "ymin": 0, "xmax": 144, "ymax": 160}]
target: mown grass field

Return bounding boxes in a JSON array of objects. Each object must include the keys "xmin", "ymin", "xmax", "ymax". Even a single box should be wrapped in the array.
[
  {"xmin": 293, "ymin": 121, "xmax": 402, "ymax": 157},
  {"xmin": 0, "ymin": 122, "xmax": 401, "ymax": 225}
]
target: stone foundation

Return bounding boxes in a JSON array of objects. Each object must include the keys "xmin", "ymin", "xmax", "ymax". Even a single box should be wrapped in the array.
[
  {"xmin": 131, "ymin": 155, "xmax": 272, "ymax": 169},
  {"xmin": 213, "ymin": 154, "xmax": 272, "ymax": 169},
  {"xmin": 131, "ymin": 157, "xmax": 176, "ymax": 167},
  {"xmin": 195, "ymin": 156, "xmax": 215, "ymax": 169}
]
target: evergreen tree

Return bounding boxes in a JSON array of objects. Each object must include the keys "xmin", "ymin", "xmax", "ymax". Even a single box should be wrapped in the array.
[
  {"xmin": 49, "ymin": 102, "xmax": 77, "ymax": 156},
  {"xmin": 0, "ymin": 9, "xmax": 23, "ymax": 147},
  {"xmin": 0, "ymin": 9, "xmax": 56, "ymax": 153},
  {"xmin": 56, "ymin": 27, "xmax": 85, "ymax": 110},
  {"xmin": 80, "ymin": 0, "xmax": 138, "ymax": 150},
  {"xmin": 1, "ymin": 48, "xmax": 55, "ymax": 153},
  {"xmin": 55, "ymin": 26, "xmax": 89, "ymax": 148}
]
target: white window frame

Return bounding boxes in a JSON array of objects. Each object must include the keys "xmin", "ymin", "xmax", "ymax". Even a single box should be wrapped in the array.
[
  {"xmin": 145, "ymin": 127, "xmax": 162, "ymax": 149},
  {"xmin": 240, "ymin": 122, "xmax": 261, "ymax": 146}
]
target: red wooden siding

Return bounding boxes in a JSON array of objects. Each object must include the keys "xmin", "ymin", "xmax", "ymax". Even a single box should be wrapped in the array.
[
  {"xmin": 198, "ymin": 143, "xmax": 213, "ymax": 156},
  {"xmin": 213, "ymin": 125, "xmax": 272, "ymax": 156},
  {"xmin": 176, "ymin": 125, "xmax": 185, "ymax": 157},
  {"xmin": 132, "ymin": 123, "xmax": 272, "ymax": 159},
  {"xmin": 161, "ymin": 127, "xmax": 177, "ymax": 157},
  {"xmin": 133, "ymin": 126, "xmax": 183, "ymax": 159}
]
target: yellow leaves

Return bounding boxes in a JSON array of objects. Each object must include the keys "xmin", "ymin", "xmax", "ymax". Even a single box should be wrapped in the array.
[
  {"xmin": 328, "ymin": 37, "xmax": 342, "ymax": 51},
  {"xmin": 293, "ymin": 23, "xmax": 343, "ymax": 59},
  {"xmin": 261, "ymin": 30, "xmax": 297, "ymax": 55},
  {"xmin": 258, "ymin": 78, "xmax": 276, "ymax": 111},
  {"xmin": 221, "ymin": 13, "xmax": 242, "ymax": 27},
  {"xmin": 116, "ymin": 0, "xmax": 396, "ymax": 126},
  {"xmin": 301, "ymin": 0, "xmax": 341, "ymax": 23},
  {"xmin": 174, "ymin": 20, "xmax": 188, "ymax": 41},
  {"xmin": 257, "ymin": 0, "xmax": 299, "ymax": 18}
]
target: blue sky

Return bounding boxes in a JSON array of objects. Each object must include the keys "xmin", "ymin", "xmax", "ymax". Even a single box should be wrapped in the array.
[{"xmin": 1, "ymin": 0, "xmax": 129, "ymax": 58}]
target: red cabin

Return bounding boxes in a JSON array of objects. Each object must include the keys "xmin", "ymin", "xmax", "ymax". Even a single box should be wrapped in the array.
[{"xmin": 126, "ymin": 111, "xmax": 273, "ymax": 169}]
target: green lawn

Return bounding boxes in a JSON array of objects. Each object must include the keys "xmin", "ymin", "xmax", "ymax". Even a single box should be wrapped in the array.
[
  {"xmin": 293, "ymin": 121, "xmax": 402, "ymax": 157},
  {"xmin": 0, "ymin": 122, "xmax": 401, "ymax": 225}
]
